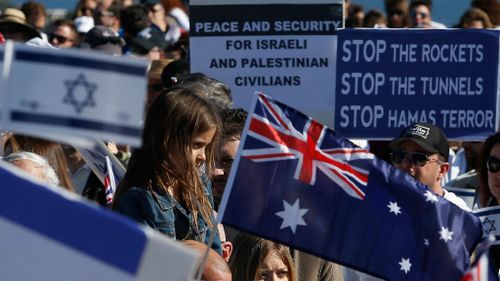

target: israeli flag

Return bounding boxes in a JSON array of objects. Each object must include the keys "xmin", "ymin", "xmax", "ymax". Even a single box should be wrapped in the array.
[
  {"xmin": 0, "ymin": 161, "xmax": 198, "ymax": 281},
  {"xmin": 474, "ymin": 206, "xmax": 500, "ymax": 245},
  {"xmin": 2, "ymin": 41, "xmax": 148, "ymax": 148}
]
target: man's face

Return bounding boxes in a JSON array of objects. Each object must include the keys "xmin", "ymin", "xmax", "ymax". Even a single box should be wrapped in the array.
[
  {"xmin": 213, "ymin": 137, "xmax": 240, "ymax": 204},
  {"xmin": 410, "ymin": 5, "xmax": 431, "ymax": 27},
  {"xmin": 50, "ymin": 25, "xmax": 76, "ymax": 48},
  {"xmin": 393, "ymin": 140, "xmax": 446, "ymax": 192}
]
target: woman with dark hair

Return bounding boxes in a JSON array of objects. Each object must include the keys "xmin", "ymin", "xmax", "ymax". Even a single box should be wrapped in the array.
[
  {"xmin": 112, "ymin": 87, "xmax": 222, "ymax": 253},
  {"xmin": 477, "ymin": 131, "xmax": 500, "ymax": 274},
  {"xmin": 229, "ymin": 233, "xmax": 297, "ymax": 281},
  {"xmin": 478, "ymin": 132, "xmax": 500, "ymax": 207}
]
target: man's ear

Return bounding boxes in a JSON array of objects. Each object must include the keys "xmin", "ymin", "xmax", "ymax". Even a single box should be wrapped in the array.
[
  {"xmin": 437, "ymin": 162, "xmax": 449, "ymax": 182},
  {"xmin": 221, "ymin": 241, "xmax": 233, "ymax": 263}
]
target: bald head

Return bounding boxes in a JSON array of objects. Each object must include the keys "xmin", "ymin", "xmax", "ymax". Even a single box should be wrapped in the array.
[{"xmin": 183, "ymin": 240, "xmax": 232, "ymax": 281}]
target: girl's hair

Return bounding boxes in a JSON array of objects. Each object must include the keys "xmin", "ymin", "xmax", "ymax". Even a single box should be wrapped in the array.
[
  {"xmin": 479, "ymin": 132, "xmax": 500, "ymax": 207},
  {"xmin": 113, "ymin": 87, "xmax": 221, "ymax": 228},
  {"xmin": 7, "ymin": 135, "xmax": 75, "ymax": 192},
  {"xmin": 229, "ymin": 233, "xmax": 297, "ymax": 281}
]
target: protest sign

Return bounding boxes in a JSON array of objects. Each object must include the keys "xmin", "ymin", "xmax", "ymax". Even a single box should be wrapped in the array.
[
  {"xmin": 334, "ymin": 29, "xmax": 500, "ymax": 140},
  {"xmin": 2, "ymin": 42, "xmax": 148, "ymax": 147},
  {"xmin": 190, "ymin": 0, "xmax": 342, "ymax": 127},
  {"xmin": 0, "ymin": 161, "xmax": 198, "ymax": 281}
]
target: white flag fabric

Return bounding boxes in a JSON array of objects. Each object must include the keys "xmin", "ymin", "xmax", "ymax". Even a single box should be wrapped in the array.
[
  {"xmin": 76, "ymin": 140, "xmax": 126, "ymax": 185},
  {"xmin": 0, "ymin": 161, "xmax": 198, "ymax": 281},
  {"xmin": 2, "ymin": 41, "xmax": 148, "ymax": 148},
  {"xmin": 474, "ymin": 206, "xmax": 500, "ymax": 245}
]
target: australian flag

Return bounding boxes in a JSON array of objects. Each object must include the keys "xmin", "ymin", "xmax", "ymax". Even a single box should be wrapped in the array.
[{"xmin": 218, "ymin": 93, "xmax": 483, "ymax": 281}]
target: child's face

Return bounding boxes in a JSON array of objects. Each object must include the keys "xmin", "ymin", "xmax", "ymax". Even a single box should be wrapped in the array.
[{"xmin": 191, "ymin": 128, "xmax": 216, "ymax": 168}]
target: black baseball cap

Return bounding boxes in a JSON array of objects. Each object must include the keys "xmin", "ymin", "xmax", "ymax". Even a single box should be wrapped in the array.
[{"xmin": 389, "ymin": 122, "xmax": 449, "ymax": 160}]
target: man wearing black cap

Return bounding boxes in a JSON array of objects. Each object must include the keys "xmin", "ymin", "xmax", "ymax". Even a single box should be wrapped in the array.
[{"xmin": 389, "ymin": 122, "xmax": 469, "ymax": 210}]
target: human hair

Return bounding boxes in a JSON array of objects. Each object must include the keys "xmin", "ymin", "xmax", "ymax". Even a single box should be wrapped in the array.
[
  {"xmin": 160, "ymin": 59, "xmax": 190, "ymax": 88},
  {"xmin": 363, "ymin": 9, "xmax": 387, "ymax": 27},
  {"xmin": 20, "ymin": 1, "xmax": 46, "ymax": 31},
  {"xmin": 479, "ymin": 132, "xmax": 500, "ymax": 207},
  {"xmin": 457, "ymin": 7, "xmax": 494, "ymax": 28},
  {"xmin": 120, "ymin": 4, "xmax": 149, "ymax": 37},
  {"xmin": 410, "ymin": 0, "xmax": 431, "ymax": 12},
  {"xmin": 4, "ymin": 151, "xmax": 60, "ymax": 186},
  {"xmin": 52, "ymin": 18, "xmax": 78, "ymax": 38},
  {"xmin": 113, "ymin": 87, "xmax": 221, "ymax": 228},
  {"xmin": 472, "ymin": 0, "xmax": 500, "ymax": 26},
  {"xmin": 345, "ymin": 3, "xmax": 364, "ymax": 28},
  {"xmin": 73, "ymin": 0, "xmax": 97, "ymax": 18},
  {"xmin": 229, "ymin": 233, "xmax": 297, "ymax": 281},
  {"xmin": 7, "ymin": 135, "xmax": 76, "ymax": 192},
  {"xmin": 221, "ymin": 108, "xmax": 247, "ymax": 141},
  {"xmin": 177, "ymin": 73, "xmax": 233, "ymax": 111},
  {"xmin": 385, "ymin": 0, "xmax": 410, "ymax": 27},
  {"xmin": 106, "ymin": 1, "xmax": 124, "ymax": 17}
]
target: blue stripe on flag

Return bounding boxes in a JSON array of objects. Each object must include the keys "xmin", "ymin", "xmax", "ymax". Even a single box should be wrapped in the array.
[
  {"xmin": 16, "ymin": 50, "xmax": 145, "ymax": 76},
  {"xmin": 11, "ymin": 112, "xmax": 141, "ymax": 137},
  {"xmin": 474, "ymin": 208, "xmax": 500, "ymax": 216},
  {"xmin": 0, "ymin": 165, "xmax": 147, "ymax": 274}
]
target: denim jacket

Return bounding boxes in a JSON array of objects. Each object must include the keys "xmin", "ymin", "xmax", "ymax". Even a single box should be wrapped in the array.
[{"xmin": 116, "ymin": 173, "xmax": 222, "ymax": 254}]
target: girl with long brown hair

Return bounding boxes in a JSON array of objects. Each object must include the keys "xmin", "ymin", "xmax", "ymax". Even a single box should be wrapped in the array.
[{"xmin": 112, "ymin": 87, "xmax": 222, "ymax": 252}]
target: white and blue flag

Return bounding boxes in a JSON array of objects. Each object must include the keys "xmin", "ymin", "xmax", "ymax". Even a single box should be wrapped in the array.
[
  {"xmin": 0, "ymin": 161, "xmax": 198, "ymax": 281},
  {"xmin": 2, "ymin": 41, "xmax": 148, "ymax": 148}
]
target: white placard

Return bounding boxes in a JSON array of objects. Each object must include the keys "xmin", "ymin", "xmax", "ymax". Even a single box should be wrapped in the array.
[{"xmin": 190, "ymin": 0, "xmax": 342, "ymax": 127}]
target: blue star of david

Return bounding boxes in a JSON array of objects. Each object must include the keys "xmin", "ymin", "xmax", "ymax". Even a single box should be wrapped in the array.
[
  {"xmin": 63, "ymin": 74, "xmax": 97, "ymax": 114},
  {"xmin": 483, "ymin": 217, "xmax": 496, "ymax": 235}
]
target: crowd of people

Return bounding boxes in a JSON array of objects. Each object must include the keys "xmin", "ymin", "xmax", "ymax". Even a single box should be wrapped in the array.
[{"xmin": 0, "ymin": 0, "xmax": 500, "ymax": 280}]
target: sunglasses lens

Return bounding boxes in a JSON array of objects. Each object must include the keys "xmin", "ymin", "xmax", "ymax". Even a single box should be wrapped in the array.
[
  {"xmin": 411, "ymin": 152, "xmax": 428, "ymax": 167},
  {"xmin": 487, "ymin": 157, "xmax": 500, "ymax": 173},
  {"xmin": 391, "ymin": 151, "xmax": 429, "ymax": 166},
  {"xmin": 50, "ymin": 34, "xmax": 67, "ymax": 44},
  {"xmin": 391, "ymin": 151, "xmax": 406, "ymax": 164}
]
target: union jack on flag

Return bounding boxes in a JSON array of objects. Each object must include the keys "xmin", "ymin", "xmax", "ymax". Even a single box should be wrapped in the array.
[
  {"xmin": 241, "ymin": 93, "xmax": 373, "ymax": 200},
  {"xmin": 219, "ymin": 92, "xmax": 482, "ymax": 281},
  {"xmin": 104, "ymin": 156, "xmax": 116, "ymax": 206}
]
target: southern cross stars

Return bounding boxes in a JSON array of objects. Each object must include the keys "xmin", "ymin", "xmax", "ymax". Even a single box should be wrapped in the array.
[
  {"xmin": 275, "ymin": 199, "xmax": 308, "ymax": 234},
  {"xmin": 439, "ymin": 226, "xmax": 453, "ymax": 242},
  {"xmin": 387, "ymin": 201, "xmax": 401, "ymax": 215},
  {"xmin": 63, "ymin": 73, "xmax": 97, "ymax": 114},
  {"xmin": 424, "ymin": 190, "xmax": 438, "ymax": 203},
  {"xmin": 399, "ymin": 258, "xmax": 411, "ymax": 274}
]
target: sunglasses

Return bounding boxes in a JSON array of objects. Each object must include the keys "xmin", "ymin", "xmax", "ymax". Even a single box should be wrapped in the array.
[
  {"xmin": 391, "ymin": 150, "xmax": 432, "ymax": 167},
  {"xmin": 487, "ymin": 156, "xmax": 500, "ymax": 173},
  {"xmin": 49, "ymin": 33, "xmax": 72, "ymax": 44}
]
